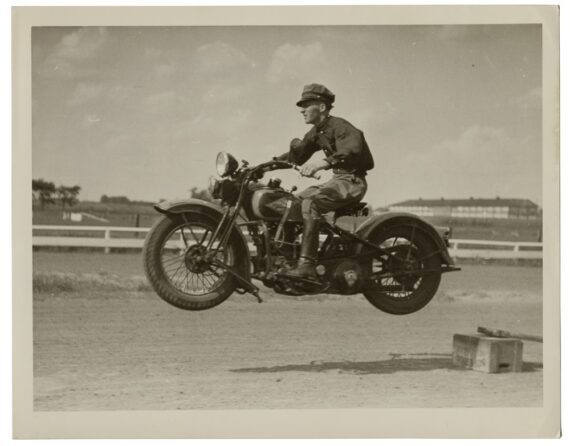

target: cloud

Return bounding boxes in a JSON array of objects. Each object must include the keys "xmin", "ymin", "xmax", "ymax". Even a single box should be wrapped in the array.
[
  {"xmin": 383, "ymin": 124, "xmax": 541, "ymax": 203},
  {"xmin": 153, "ymin": 64, "xmax": 176, "ymax": 79},
  {"xmin": 426, "ymin": 125, "xmax": 509, "ymax": 161},
  {"xmin": 201, "ymin": 83, "xmax": 246, "ymax": 105},
  {"xmin": 191, "ymin": 107, "xmax": 252, "ymax": 134},
  {"xmin": 267, "ymin": 42, "xmax": 330, "ymax": 84},
  {"xmin": 431, "ymin": 25, "xmax": 495, "ymax": 42},
  {"xmin": 310, "ymin": 28, "xmax": 377, "ymax": 46},
  {"xmin": 67, "ymin": 82, "xmax": 106, "ymax": 106},
  {"xmin": 347, "ymin": 102, "xmax": 397, "ymax": 131},
  {"xmin": 81, "ymin": 113, "xmax": 102, "ymax": 129},
  {"xmin": 143, "ymin": 90, "xmax": 177, "ymax": 110},
  {"xmin": 194, "ymin": 42, "xmax": 255, "ymax": 76},
  {"xmin": 39, "ymin": 27, "xmax": 110, "ymax": 79},
  {"xmin": 56, "ymin": 27, "xmax": 109, "ymax": 61},
  {"xmin": 177, "ymin": 106, "xmax": 254, "ymax": 150},
  {"xmin": 144, "ymin": 47, "xmax": 163, "ymax": 59},
  {"xmin": 407, "ymin": 125, "xmax": 536, "ymax": 190},
  {"xmin": 399, "ymin": 125, "xmax": 512, "ymax": 182},
  {"xmin": 104, "ymin": 133, "xmax": 135, "ymax": 152}
]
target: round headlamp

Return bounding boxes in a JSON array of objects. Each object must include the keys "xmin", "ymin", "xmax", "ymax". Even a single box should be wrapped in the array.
[{"xmin": 215, "ymin": 151, "xmax": 238, "ymax": 177}]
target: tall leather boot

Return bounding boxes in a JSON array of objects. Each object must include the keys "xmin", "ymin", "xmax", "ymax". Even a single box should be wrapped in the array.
[{"xmin": 282, "ymin": 217, "xmax": 320, "ymax": 281}]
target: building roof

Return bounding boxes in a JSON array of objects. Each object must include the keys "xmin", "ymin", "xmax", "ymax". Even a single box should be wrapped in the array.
[{"xmin": 389, "ymin": 198, "xmax": 539, "ymax": 208}]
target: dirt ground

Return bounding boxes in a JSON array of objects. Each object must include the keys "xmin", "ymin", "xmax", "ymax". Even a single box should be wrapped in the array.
[{"xmin": 33, "ymin": 252, "xmax": 543, "ymax": 410}]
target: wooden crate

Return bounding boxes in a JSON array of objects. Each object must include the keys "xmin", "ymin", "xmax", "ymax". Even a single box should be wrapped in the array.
[{"xmin": 452, "ymin": 334, "xmax": 523, "ymax": 373}]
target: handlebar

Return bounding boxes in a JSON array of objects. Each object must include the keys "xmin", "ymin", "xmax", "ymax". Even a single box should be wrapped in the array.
[{"xmin": 261, "ymin": 159, "xmax": 321, "ymax": 180}]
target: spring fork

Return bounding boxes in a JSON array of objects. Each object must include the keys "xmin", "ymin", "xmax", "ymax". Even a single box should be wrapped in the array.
[
  {"xmin": 216, "ymin": 205, "xmax": 243, "ymax": 254},
  {"xmin": 206, "ymin": 206, "xmax": 231, "ymax": 251}
]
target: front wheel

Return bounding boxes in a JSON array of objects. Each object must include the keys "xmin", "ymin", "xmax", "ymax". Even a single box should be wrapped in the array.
[
  {"xmin": 143, "ymin": 213, "xmax": 238, "ymax": 311},
  {"xmin": 363, "ymin": 225, "xmax": 442, "ymax": 315}
]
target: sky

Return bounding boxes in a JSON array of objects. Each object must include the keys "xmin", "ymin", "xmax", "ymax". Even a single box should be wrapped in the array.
[{"xmin": 31, "ymin": 25, "xmax": 542, "ymax": 208}]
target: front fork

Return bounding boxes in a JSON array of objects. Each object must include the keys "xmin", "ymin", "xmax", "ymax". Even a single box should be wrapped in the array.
[{"xmin": 203, "ymin": 205, "xmax": 263, "ymax": 302}]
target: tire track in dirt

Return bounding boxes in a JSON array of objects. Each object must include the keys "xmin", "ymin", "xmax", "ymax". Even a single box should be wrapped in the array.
[{"xmin": 34, "ymin": 292, "xmax": 542, "ymax": 410}]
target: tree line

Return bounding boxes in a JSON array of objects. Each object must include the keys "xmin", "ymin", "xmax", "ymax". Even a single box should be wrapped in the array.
[
  {"xmin": 33, "ymin": 178, "xmax": 214, "ymax": 211},
  {"xmin": 32, "ymin": 179, "xmax": 81, "ymax": 210}
]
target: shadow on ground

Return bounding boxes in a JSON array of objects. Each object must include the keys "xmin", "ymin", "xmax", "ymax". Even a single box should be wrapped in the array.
[{"xmin": 231, "ymin": 353, "xmax": 543, "ymax": 375}]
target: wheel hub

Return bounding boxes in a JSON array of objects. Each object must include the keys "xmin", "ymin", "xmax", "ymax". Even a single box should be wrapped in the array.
[
  {"xmin": 184, "ymin": 245, "xmax": 211, "ymax": 273},
  {"xmin": 385, "ymin": 245, "xmax": 420, "ymax": 288}
]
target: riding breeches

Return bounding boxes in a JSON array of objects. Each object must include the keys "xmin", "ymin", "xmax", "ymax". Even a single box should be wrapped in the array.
[{"xmin": 297, "ymin": 174, "xmax": 367, "ymax": 219}]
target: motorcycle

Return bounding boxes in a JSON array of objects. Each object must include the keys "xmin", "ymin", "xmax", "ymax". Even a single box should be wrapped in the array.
[{"xmin": 143, "ymin": 151, "xmax": 460, "ymax": 314}]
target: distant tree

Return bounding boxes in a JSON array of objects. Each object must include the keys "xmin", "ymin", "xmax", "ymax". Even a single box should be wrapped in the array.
[
  {"xmin": 189, "ymin": 187, "xmax": 213, "ymax": 202},
  {"xmin": 32, "ymin": 178, "xmax": 56, "ymax": 210},
  {"xmin": 100, "ymin": 194, "xmax": 109, "ymax": 203},
  {"xmin": 56, "ymin": 185, "xmax": 81, "ymax": 211}
]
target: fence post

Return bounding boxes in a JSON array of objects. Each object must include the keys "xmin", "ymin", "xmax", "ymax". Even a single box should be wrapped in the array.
[
  {"xmin": 450, "ymin": 241, "xmax": 458, "ymax": 261},
  {"xmin": 104, "ymin": 229, "xmax": 111, "ymax": 254},
  {"xmin": 134, "ymin": 213, "xmax": 140, "ymax": 238}
]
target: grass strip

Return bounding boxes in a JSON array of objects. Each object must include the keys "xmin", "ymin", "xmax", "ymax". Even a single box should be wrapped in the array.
[{"xmin": 33, "ymin": 272, "xmax": 152, "ymax": 293}]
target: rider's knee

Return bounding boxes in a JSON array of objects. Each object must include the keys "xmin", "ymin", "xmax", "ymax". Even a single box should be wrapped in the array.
[{"xmin": 301, "ymin": 198, "xmax": 321, "ymax": 220}]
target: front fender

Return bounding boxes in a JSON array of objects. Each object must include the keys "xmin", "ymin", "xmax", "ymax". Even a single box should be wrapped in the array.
[
  {"xmin": 154, "ymin": 198, "xmax": 251, "ymax": 279},
  {"xmin": 154, "ymin": 198, "xmax": 223, "ymax": 216},
  {"xmin": 353, "ymin": 212, "xmax": 454, "ymax": 265}
]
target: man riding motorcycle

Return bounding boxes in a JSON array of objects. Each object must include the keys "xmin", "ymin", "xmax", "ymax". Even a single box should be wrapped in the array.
[
  {"xmin": 144, "ymin": 83, "xmax": 459, "ymax": 312},
  {"xmin": 276, "ymin": 83, "xmax": 375, "ymax": 281}
]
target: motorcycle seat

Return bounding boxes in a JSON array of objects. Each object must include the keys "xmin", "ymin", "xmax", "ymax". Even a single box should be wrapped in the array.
[
  {"xmin": 333, "ymin": 215, "xmax": 371, "ymax": 233},
  {"xmin": 334, "ymin": 202, "xmax": 369, "ymax": 218}
]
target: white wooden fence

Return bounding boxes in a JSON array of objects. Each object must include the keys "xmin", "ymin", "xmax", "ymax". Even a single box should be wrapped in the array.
[
  {"xmin": 33, "ymin": 225, "xmax": 149, "ymax": 254},
  {"xmin": 448, "ymin": 239, "xmax": 542, "ymax": 260},
  {"xmin": 32, "ymin": 225, "xmax": 542, "ymax": 260}
]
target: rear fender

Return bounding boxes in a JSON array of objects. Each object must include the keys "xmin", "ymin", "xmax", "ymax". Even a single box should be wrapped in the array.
[
  {"xmin": 352, "ymin": 212, "xmax": 454, "ymax": 265},
  {"xmin": 154, "ymin": 198, "xmax": 251, "ymax": 279}
]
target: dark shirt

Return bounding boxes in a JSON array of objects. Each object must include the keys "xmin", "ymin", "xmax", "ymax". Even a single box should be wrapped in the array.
[{"xmin": 278, "ymin": 116, "xmax": 375, "ymax": 175}]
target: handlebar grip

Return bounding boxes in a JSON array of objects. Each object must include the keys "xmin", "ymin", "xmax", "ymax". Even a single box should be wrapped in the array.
[{"xmin": 291, "ymin": 164, "xmax": 321, "ymax": 180}]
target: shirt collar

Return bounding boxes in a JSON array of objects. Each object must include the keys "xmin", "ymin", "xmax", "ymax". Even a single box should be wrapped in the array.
[{"xmin": 315, "ymin": 115, "xmax": 331, "ymax": 132}]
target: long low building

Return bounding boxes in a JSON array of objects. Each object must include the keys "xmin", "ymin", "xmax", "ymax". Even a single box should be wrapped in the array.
[{"xmin": 388, "ymin": 198, "xmax": 540, "ymax": 219}]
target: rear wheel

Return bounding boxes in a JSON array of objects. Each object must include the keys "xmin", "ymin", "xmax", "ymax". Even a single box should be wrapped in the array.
[
  {"xmin": 363, "ymin": 225, "xmax": 442, "ymax": 315},
  {"xmin": 143, "ymin": 213, "xmax": 237, "ymax": 311}
]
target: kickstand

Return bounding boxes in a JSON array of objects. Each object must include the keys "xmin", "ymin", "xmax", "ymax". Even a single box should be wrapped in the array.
[
  {"xmin": 211, "ymin": 259, "xmax": 263, "ymax": 303},
  {"xmin": 252, "ymin": 291, "xmax": 263, "ymax": 303}
]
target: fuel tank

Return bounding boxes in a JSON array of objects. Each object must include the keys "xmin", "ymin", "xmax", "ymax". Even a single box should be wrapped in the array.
[{"xmin": 250, "ymin": 187, "xmax": 303, "ymax": 222}]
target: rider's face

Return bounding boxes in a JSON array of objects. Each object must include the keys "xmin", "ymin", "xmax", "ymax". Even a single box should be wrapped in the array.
[{"xmin": 300, "ymin": 101, "xmax": 327, "ymax": 125}]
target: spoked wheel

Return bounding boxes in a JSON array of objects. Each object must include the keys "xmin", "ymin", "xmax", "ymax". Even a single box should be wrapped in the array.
[
  {"xmin": 143, "ymin": 213, "xmax": 237, "ymax": 311},
  {"xmin": 363, "ymin": 225, "xmax": 442, "ymax": 315}
]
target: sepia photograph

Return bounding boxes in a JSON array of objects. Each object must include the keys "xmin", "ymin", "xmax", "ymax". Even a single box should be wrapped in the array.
[{"xmin": 12, "ymin": 5, "xmax": 560, "ymax": 439}]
